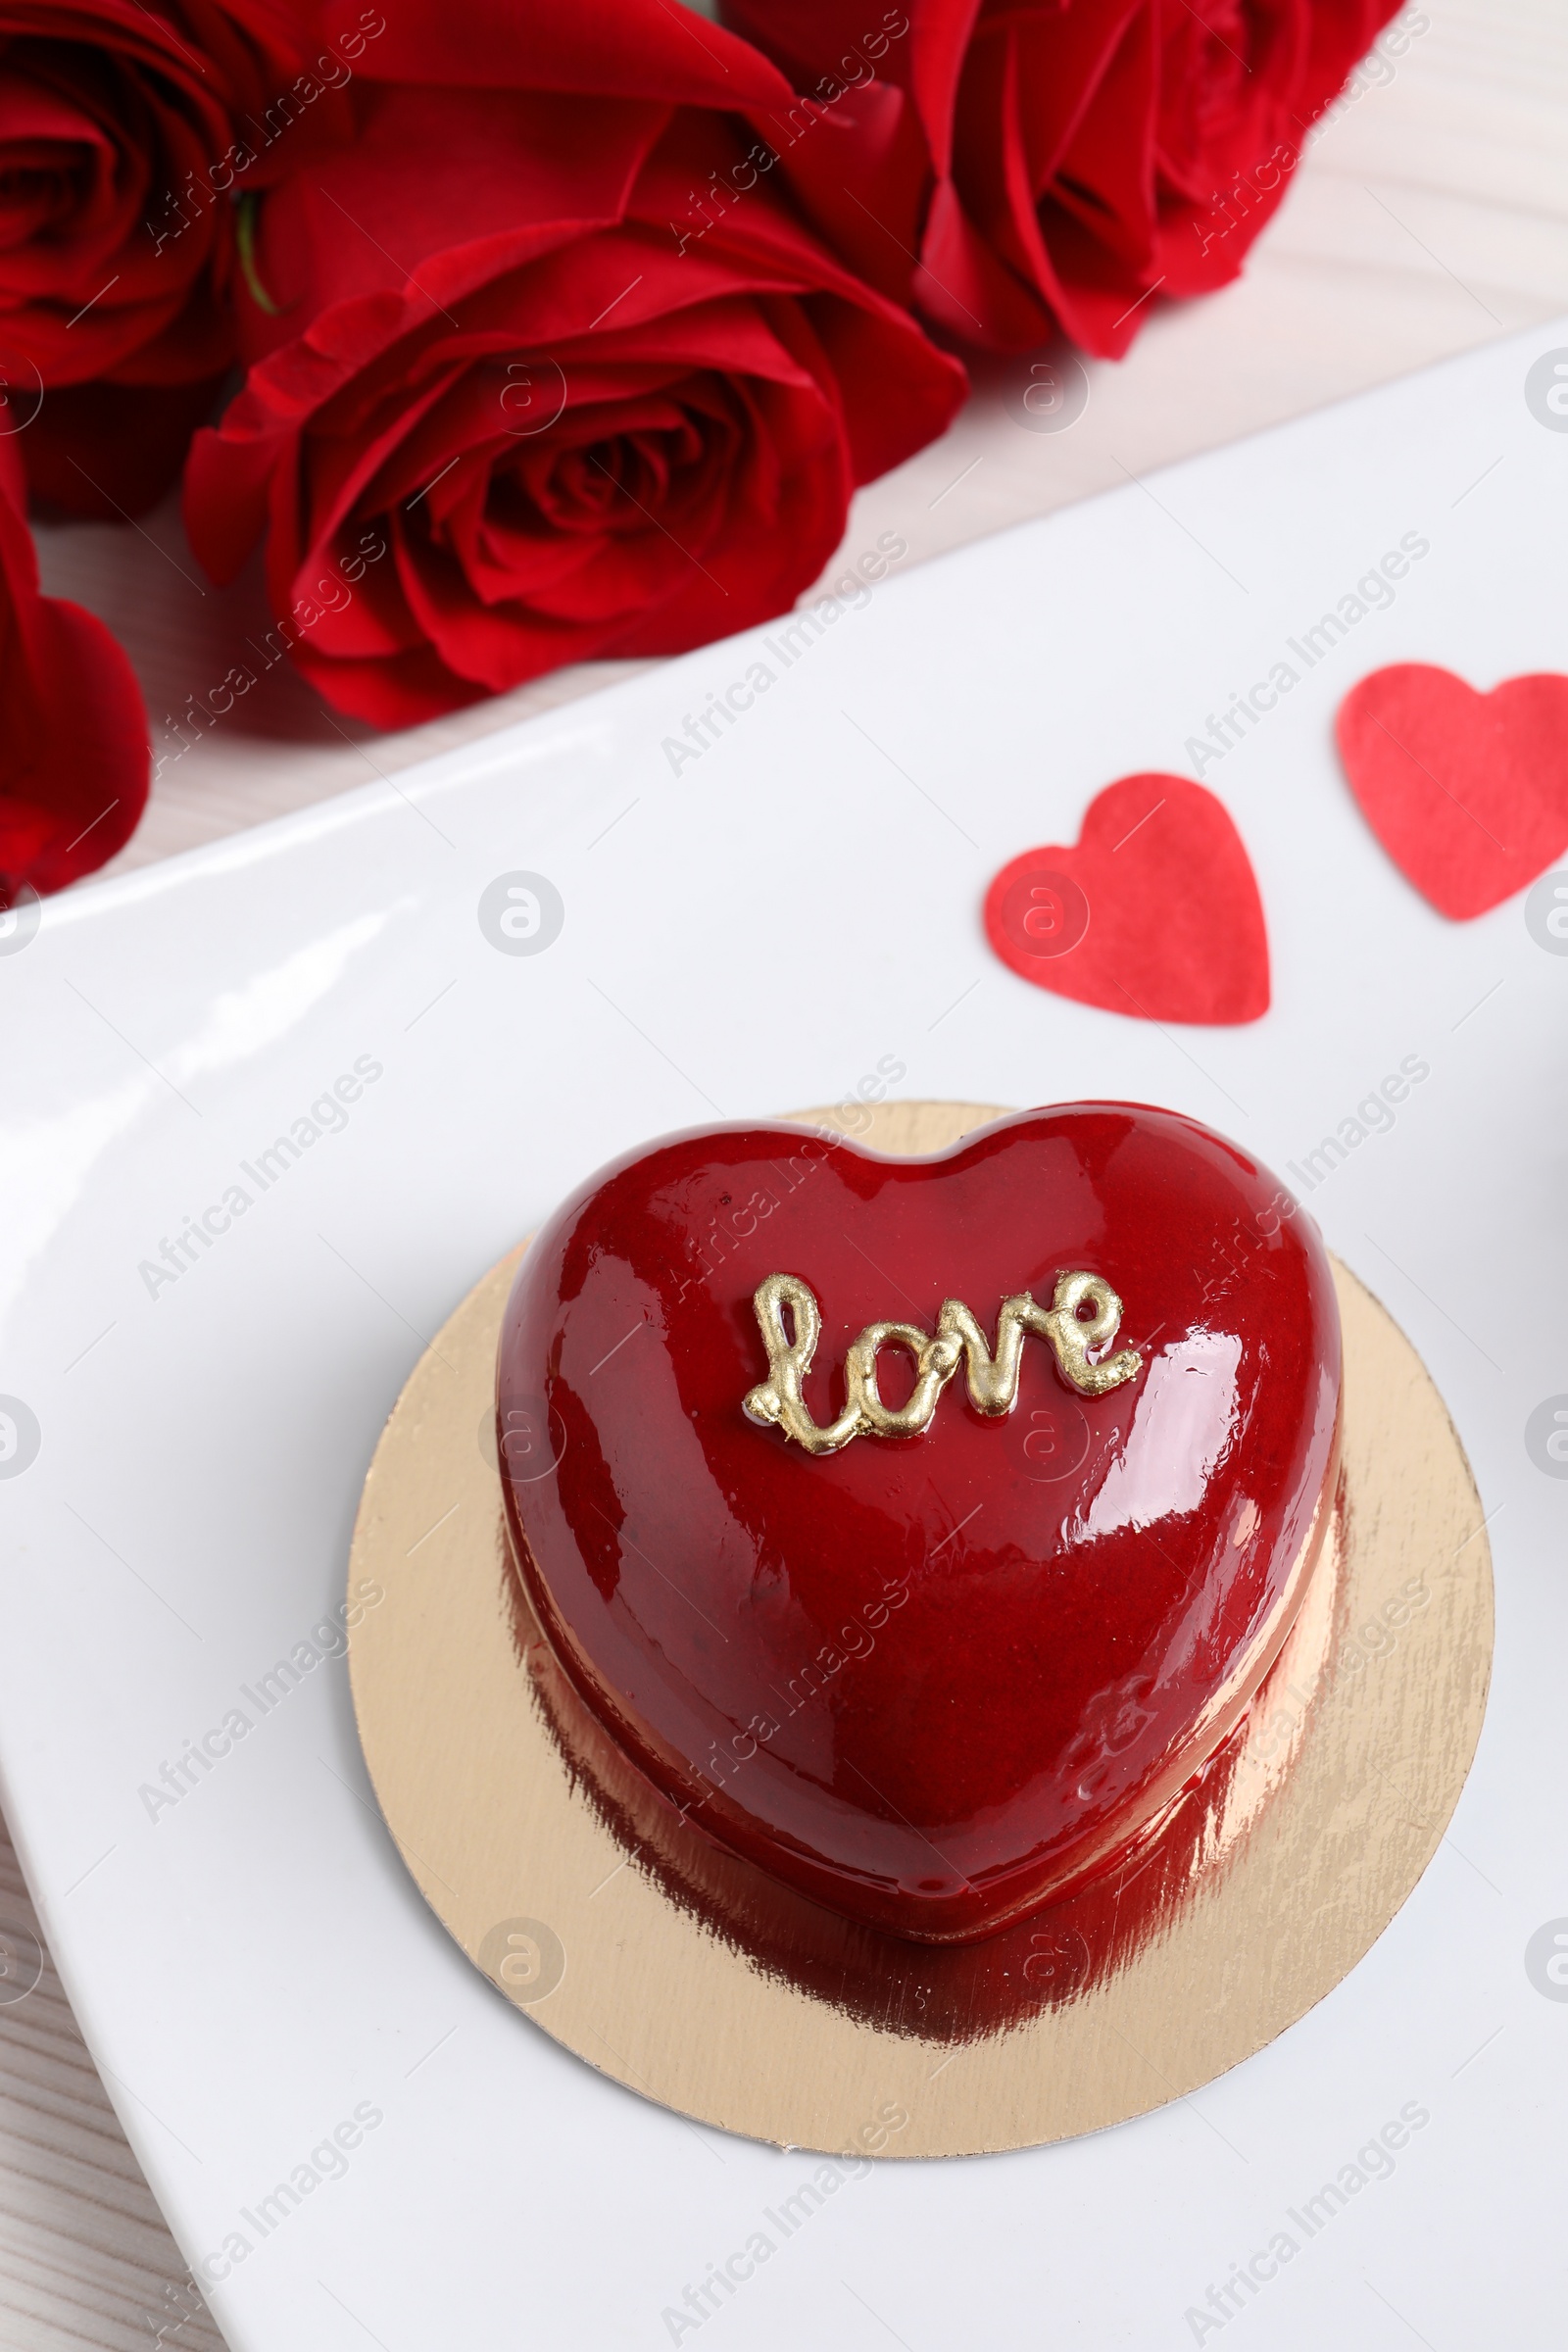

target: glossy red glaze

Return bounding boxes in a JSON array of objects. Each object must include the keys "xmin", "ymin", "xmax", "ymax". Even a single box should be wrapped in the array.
[{"xmin": 498, "ymin": 1104, "xmax": 1342, "ymax": 1943}]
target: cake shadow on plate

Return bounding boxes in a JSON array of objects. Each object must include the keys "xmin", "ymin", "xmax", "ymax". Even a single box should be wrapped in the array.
[{"xmin": 498, "ymin": 1482, "xmax": 1345, "ymax": 2049}]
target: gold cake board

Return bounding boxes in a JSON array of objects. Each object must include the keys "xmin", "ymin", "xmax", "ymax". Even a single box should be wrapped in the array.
[{"xmin": 346, "ymin": 1102, "xmax": 1493, "ymax": 2159}]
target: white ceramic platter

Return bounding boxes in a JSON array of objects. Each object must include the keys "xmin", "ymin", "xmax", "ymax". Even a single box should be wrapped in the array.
[{"xmin": 2, "ymin": 321, "xmax": 1565, "ymax": 2349}]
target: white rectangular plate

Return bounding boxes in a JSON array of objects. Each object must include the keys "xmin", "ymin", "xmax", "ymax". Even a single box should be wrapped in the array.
[{"xmin": 3, "ymin": 322, "xmax": 1565, "ymax": 2350}]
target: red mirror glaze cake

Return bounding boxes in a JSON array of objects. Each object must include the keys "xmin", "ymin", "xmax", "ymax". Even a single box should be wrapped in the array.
[{"xmin": 497, "ymin": 1103, "xmax": 1341, "ymax": 1943}]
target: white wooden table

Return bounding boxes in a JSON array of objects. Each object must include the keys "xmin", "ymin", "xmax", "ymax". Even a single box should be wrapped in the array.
[{"xmin": 5, "ymin": 3, "xmax": 1565, "ymax": 2339}]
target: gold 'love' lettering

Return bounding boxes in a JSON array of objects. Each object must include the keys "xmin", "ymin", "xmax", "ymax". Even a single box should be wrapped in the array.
[{"xmin": 743, "ymin": 1271, "xmax": 1141, "ymax": 1456}]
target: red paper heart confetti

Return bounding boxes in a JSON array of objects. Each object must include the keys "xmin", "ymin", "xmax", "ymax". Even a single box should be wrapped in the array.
[
  {"xmin": 1336, "ymin": 664, "xmax": 1568, "ymax": 919},
  {"xmin": 983, "ymin": 774, "xmax": 1270, "ymax": 1026}
]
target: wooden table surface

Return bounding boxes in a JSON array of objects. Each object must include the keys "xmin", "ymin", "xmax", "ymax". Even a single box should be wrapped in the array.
[{"xmin": 5, "ymin": 3, "xmax": 1565, "ymax": 2340}]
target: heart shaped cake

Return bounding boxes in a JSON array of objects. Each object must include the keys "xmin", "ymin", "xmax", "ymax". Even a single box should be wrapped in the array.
[{"xmin": 497, "ymin": 1104, "xmax": 1341, "ymax": 1943}]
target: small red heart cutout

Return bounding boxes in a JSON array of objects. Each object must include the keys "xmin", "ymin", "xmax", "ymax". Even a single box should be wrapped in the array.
[
  {"xmin": 1336, "ymin": 664, "xmax": 1568, "ymax": 918},
  {"xmin": 984, "ymin": 775, "xmax": 1270, "ymax": 1025}
]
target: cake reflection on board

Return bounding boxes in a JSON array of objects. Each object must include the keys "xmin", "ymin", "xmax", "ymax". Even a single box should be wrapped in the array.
[{"xmin": 507, "ymin": 1473, "xmax": 1344, "ymax": 2044}]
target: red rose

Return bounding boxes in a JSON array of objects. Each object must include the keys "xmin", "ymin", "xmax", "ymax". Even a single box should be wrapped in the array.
[
  {"xmin": 182, "ymin": 0, "xmax": 966, "ymax": 727},
  {"xmin": 719, "ymin": 0, "xmax": 1403, "ymax": 354},
  {"xmin": 0, "ymin": 433, "xmax": 149, "ymax": 896},
  {"xmin": 0, "ymin": 1, "xmax": 345, "ymax": 515}
]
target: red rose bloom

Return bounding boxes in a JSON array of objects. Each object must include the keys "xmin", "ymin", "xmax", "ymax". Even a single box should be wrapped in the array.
[
  {"xmin": 0, "ymin": 0, "xmax": 337, "ymax": 514},
  {"xmin": 182, "ymin": 0, "xmax": 966, "ymax": 727},
  {"xmin": 719, "ymin": 0, "xmax": 1403, "ymax": 354},
  {"xmin": 0, "ymin": 433, "xmax": 149, "ymax": 896}
]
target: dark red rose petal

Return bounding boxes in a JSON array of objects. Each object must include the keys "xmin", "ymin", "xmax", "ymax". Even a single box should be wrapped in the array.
[{"xmin": 0, "ymin": 441, "xmax": 149, "ymax": 893}]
